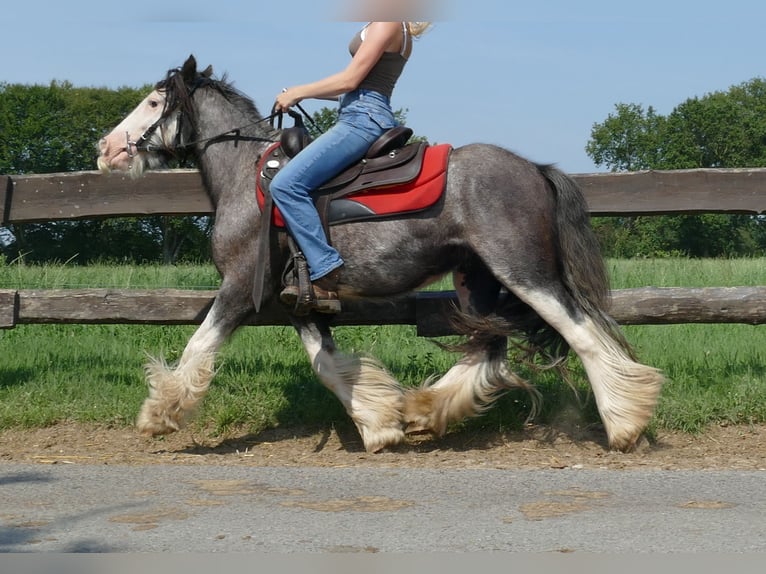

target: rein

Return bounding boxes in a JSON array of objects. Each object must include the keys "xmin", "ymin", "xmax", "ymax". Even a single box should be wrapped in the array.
[
  {"xmin": 127, "ymin": 113, "xmax": 280, "ymax": 158},
  {"xmin": 126, "ymin": 84, "xmax": 321, "ymax": 159}
]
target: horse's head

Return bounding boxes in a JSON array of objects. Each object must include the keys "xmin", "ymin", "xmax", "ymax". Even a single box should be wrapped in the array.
[{"xmin": 97, "ymin": 54, "xmax": 213, "ymax": 178}]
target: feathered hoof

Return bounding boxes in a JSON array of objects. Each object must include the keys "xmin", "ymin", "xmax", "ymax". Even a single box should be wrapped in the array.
[
  {"xmin": 402, "ymin": 389, "xmax": 447, "ymax": 437},
  {"xmin": 404, "ymin": 423, "xmax": 434, "ymax": 436},
  {"xmin": 136, "ymin": 399, "xmax": 183, "ymax": 437},
  {"xmin": 358, "ymin": 425, "xmax": 405, "ymax": 453},
  {"xmin": 606, "ymin": 425, "xmax": 645, "ymax": 453}
]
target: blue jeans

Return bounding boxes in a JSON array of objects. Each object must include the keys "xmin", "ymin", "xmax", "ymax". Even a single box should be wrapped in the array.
[{"xmin": 270, "ymin": 89, "xmax": 397, "ymax": 281}]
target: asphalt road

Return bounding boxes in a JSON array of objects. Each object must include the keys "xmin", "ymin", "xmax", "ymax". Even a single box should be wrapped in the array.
[{"xmin": 1, "ymin": 463, "xmax": 764, "ymax": 553}]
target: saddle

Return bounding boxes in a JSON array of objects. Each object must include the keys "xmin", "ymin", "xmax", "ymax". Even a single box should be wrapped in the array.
[
  {"xmin": 257, "ymin": 127, "xmax": 450, "ymax": 227},
  {"xmin": 252, "ymin": 120, "xmax": 452, "ymax": 314}
]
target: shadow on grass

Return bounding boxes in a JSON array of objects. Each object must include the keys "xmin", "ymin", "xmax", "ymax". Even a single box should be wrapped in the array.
[{"xmin": 0, "ymin": 367, "xmax": 37, "ymax": 389}]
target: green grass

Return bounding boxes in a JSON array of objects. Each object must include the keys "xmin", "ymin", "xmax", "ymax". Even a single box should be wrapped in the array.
[
  {"xmin": 607, "ymin": 257, "xmax": 766, "ymax": 289},
  {"xmin": 0, "ymin": 260, "xmax": 221, "ymax": 290},
  {"xmin": 604, "ymin": 258, "xmax": 766, "ymax": 432},
  {"xmin": 1, "ymin": 258, "xmax": 765, "ymax": 436}
]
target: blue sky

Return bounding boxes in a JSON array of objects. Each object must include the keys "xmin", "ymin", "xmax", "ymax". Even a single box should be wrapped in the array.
[{"xmin": 2, "ymin": 0, "xmax": 766, "ymax": 173}]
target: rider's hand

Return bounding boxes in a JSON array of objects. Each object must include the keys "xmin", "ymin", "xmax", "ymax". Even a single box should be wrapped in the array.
[{"xmin": 275, "ymin": 88, "xmax": 302, "ymax": 112}]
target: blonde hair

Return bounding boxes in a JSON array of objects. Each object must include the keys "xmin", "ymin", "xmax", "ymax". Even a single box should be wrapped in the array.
[{"xmin": 407, "ymin": 22, "xmax": 432, "ymax": 37}]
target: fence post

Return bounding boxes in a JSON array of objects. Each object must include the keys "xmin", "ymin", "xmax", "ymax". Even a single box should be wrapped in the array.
[
  {"xmin": 0, "ymin": 175, "xmax": 12, "ymax": 226},
  {"xmin": 0, "ymin": 290, "xmax": 18, "ymax": 329}
]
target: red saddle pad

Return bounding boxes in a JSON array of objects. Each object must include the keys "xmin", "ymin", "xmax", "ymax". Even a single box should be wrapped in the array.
[{"xmin": 257, "ymin": 143, "xmax": 452, "ymax": 228}]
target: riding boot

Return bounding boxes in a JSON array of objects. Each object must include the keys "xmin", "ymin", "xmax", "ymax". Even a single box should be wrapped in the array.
[
  {"xmin": 280, "ymin": 265, "xmax": 343, "ymax": 314},
  {"xmin": 311, "ymin": 266, "xmax": 343, "ymax": 313}
]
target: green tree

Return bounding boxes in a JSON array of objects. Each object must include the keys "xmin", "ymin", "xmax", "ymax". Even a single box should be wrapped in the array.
[
  {"xmin": 586, "ymin": 103, "xmax": 667, "ymax": 171},
  {"xmin": 587, "ymin": 78, "xmax": 766, "ymax": 257},
  {"xmin": 663, "ymin": 80, "xmax": 766, "ymax": 169},
  {"xmin": 0, "ymin": 82, "xmax": 212, "ymax": 263},
  {"xmin": 0, "ymin": 81, "xmax": 148, "ymax": 175}
]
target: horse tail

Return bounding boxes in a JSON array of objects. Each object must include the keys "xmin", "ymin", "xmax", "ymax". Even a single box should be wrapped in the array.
[{"xmin": 538, "ymin": 164, "xmax": 637, "ymax": 360}]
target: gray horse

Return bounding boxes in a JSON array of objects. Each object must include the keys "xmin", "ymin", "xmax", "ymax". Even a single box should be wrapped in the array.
[{"xmin": 97, "ymin": 55, "xmax": 663, "ymax": 453}]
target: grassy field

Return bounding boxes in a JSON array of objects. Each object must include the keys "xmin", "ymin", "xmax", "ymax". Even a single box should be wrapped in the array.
[{"xmin": 1, "ymin": 258, "xmax": 765, "ymax": 437}]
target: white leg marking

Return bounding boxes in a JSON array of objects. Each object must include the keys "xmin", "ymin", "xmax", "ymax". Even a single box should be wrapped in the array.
[
  {"xmin": 402, "ymin": 271, "xmax": 538, "ymax": 436},
  {"xmin": 452, "ymin": 271, "xmax": 470, "ymax": 309},
  {"xmin": 404, "ymin": 349, "xmax": 533, "ymax": 436},
  {"xmin": 137, "ymin": 310, "xmax": 227, "ymax": 436},
  {"xmin": 515, "ymin": 288, "xmax": 664, "ymax": 450},
  {"xmin": 299, "ymin": 328, "xmax": 404, "ymax": 453}
]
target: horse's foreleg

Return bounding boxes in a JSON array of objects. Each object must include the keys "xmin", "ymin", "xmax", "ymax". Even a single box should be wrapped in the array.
[
  {"xmin": 294, "ymin": 318, "xmax": 405, "ymax": 453},
  {"xmin": 137, "ymin": 291, "xmax": 249, "ymax": 436}
]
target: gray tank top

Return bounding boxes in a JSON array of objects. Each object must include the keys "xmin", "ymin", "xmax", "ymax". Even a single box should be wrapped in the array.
[{"xmin": 348, "ymin": 22, "xmax": 411, "ymax": 99}]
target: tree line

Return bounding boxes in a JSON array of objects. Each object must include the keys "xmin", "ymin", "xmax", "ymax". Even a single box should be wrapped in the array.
[
  {"xmin": 0, "ymin": 81, "xmax": 211, "ymax": 264},
  {"xmin": 1, "ymin": 78, "xmax": 765, "ymax": 264},
  {"xmin": 586, "ymin": 78, "xmax": 766, "ymax": 257}
]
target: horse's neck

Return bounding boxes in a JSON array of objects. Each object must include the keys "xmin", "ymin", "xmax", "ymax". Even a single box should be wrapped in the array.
[{"xmin": 194, "ymin": 90, "xmax": 274, "ymax": 205}]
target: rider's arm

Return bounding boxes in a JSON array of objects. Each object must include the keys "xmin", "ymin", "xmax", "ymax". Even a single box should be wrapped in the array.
[{"xmin": 275, "ymin": 22, "xmax": 401, "ymax": 110}]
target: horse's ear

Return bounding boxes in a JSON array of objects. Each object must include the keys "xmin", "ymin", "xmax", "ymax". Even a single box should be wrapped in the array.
[
  {"xmin": 181, "ymin": 55, "xmax": 197, "ymax": 82},
  {"xmin": 201, "ymin": 65, "xmax": 214, "ymax": 78}
]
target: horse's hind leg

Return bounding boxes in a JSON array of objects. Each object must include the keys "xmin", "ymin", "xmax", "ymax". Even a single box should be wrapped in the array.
[
  {"xmin": 403, "ymin": 264, "xmax": 536, "ymax": 437},
  {"xmin": 510, "ymin": 283, "xmax": 663, "ymax": 451},
  {"xmin": 293, "ymin": 317, "xmax": 405, "ymax": 453},
  {"xmin": 137, "ymin": 282, "xmax": 250, "ymax": 436}
]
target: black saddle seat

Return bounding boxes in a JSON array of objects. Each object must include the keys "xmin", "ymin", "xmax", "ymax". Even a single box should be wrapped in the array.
[
  {"xmin": 365, "ymin": 126, "xmax": 413, "ymax": 158},
  {"xmin": 280, "ymin": 125, "xmax": 413, "ymax": 159}
]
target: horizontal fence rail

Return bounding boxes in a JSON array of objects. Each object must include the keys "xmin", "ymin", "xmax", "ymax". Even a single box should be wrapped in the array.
[
  {"xmin": 2, "ymin": 167, "xmax": 766, "ymax": 224},
  {"xmin": 1, "ymin": 168, "xmax": 765, "ymax": 332},
  {"xmin": 2, "ymin": 288, "xmax": 765, "ymax": 333}
]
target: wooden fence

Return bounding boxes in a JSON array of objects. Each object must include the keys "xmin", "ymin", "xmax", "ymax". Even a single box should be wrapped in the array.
[{"xmin": 2, "ymin": 168, "xmax": 766, "ymax": 334}]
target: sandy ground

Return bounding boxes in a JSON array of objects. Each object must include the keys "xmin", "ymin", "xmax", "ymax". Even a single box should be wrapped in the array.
[{"xmin": 2, "ymin": 421, "xmax": 765, "ymax": 470}]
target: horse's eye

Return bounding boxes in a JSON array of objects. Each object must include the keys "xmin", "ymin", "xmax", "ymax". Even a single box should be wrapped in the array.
[{"xmin": 149, "ymin": 100, "xmax": 160, "ymax": 109}]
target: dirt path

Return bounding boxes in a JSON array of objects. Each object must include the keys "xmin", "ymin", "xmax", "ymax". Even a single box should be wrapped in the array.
[{"xmin": 2, "ymin": 422, "xmax": 765, "ymax": 470}]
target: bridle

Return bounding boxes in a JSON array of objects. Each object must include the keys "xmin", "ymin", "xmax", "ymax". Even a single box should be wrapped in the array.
[
  {"xmin": 125, "ymin": 116, "xmax": 170, "ymax": 158},
  {"xmin": 126, "ymin": 111, "xmax": 280, "ymax": 159},
  {"xmin": 124, "ymin": 72, "xmax": 201, "ymax": 159},
  {"xmin": 123, "ymin": 73, "xmax": 321, "ymax": 161}
]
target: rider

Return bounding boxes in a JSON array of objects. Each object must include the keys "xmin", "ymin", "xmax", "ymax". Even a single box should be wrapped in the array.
[{"xmin": 272, "ymin": 21, "xmax": 432, "ymax": 313}]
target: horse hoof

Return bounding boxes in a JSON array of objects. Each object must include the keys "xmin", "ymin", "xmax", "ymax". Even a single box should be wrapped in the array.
[
  {"xmin": 604, "ymin": 421, "xmax": 647, "ymax": 453},
  {"xmin": 404, "ymin": 426, "xmax": 433, "ymax": 436},
  {"xmin": 137, "ymin": 420, "xmax": 180, "ymax": 437},
  {"xmin": 402, "ymin": 388, "xmax": 447, "ymax": 437},
  {"xmin": 608, "ymin": 434, "xmax": 641, "ymax": 453},
  {"xmin": 136, "ymin": 400, "xmax": 182, "ymax": 437},
  {"xmin": 360, "ymin": 427, "xmax": 405, "ymax": 453}
]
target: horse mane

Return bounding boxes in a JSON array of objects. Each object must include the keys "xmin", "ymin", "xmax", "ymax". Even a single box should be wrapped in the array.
[{"xmin": 155, "ymin": 66, "xmax": 265, "ymax": 128}]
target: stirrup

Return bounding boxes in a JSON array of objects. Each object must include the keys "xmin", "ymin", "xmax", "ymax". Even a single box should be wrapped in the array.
[
  {"xmin": 279, "ymin": 250, "xmax": 342, "ymax": 314},
  {"xmin": 279, "ymin": 238, "xmax": 342, "ymax": 315},
  {"xmin": 280, "ymin": 251, "xmax": 314, "ymax": 316},
  {"xmin": 279, "ymin": 285, "xmax": 341, "ymax": 316}
]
